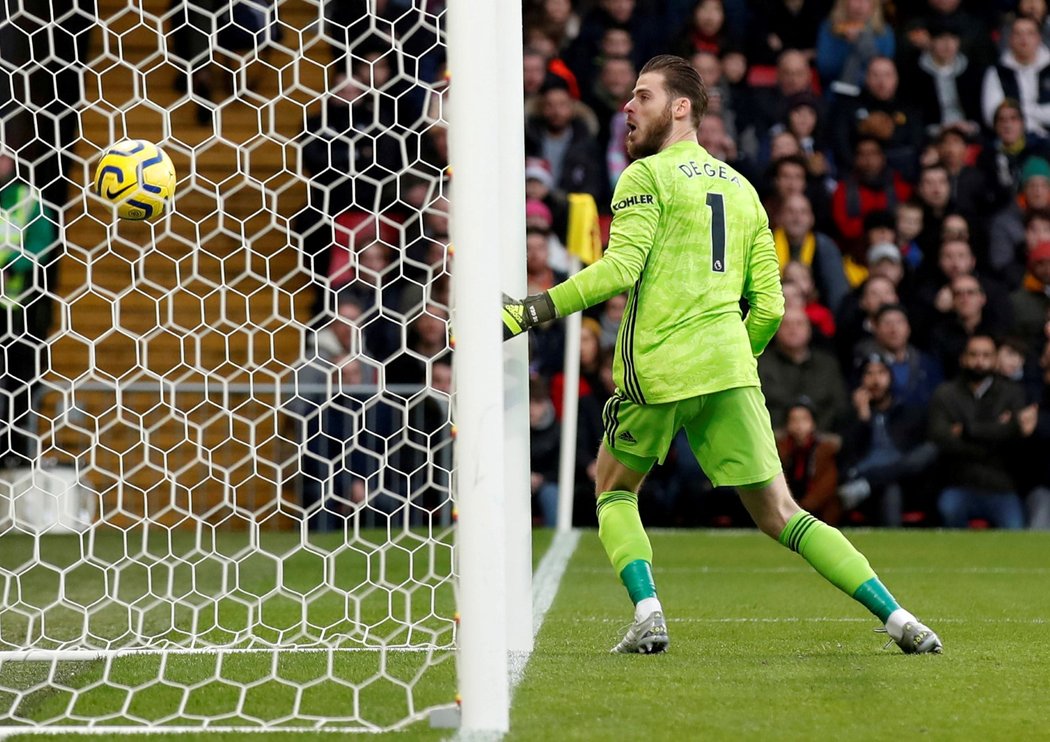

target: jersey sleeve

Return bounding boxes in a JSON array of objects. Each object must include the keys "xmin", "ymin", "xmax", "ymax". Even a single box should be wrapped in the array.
[
  {"xmin": 547, "ymin": 161, "xmax": 660, "ymax": 316},
  {"xmin": 742, "ymin": 195, "xmax": 784, "ymax": 356}
]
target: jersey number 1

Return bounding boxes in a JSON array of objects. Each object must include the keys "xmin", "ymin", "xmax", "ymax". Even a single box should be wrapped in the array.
[{"xmin": 706, "ymin": 192, "xmax": 726, "ymax": 273}]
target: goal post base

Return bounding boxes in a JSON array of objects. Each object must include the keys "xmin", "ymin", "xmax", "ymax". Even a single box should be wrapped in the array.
[{"xmin": 428, "ymin": 705, "xmax": 461, "ymax": 729}]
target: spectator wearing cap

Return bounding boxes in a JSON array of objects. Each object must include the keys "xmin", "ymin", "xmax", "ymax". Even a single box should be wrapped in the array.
[
  {"xmin": 854, "ymin": 303, "xmax": 943, "ymax": 409},
  {"xmin": 525, "ymin": 156, "xmax": 569, "ymax": 239},
  {"xmin": 831, "ymin": 136, "xmax": 913, "ymax": 265},
  {"xmin": 830, "ymin": 56, "xmax": 924, "ymax": 183},
  {"xmin": 976, "ymin": 99, "xmax": 1050, "ymax": 211},
  {"xmin": 775, "ymin": 193, "xmax": 850, "ymax": 315},
  {"xmin": 1009, "ymin": 240, "xmax": 1050, "ymax": 350},
  {"xmin": 866, "ymin": 242, "xmax": 904, "ymax": 284},
  {"xmin": 987, "ymin": 156, "xmax": 1050, "ymax": 283},
  {"xmin": 931, "ymin": 274, "xmax": 1010, "ymax": 378},
  {"xmin": 525, "ymin": 79, "xmax": 606, "ymax": 205},
  {"xmin": 982, "ymin": 16, "xmax": 1050, "ymax": 137},
  {"xmin": 898, "ymin": 17, "xmax": 985, "ymax": 137},
  {"xmin": 525, "ymin": 198, "xmax": 570, "ymax": 273},
  {"xmin": 837, "ymin": 353, "xmax": 939, "ymax": 526},
  {"xmin": 776, "ymin": 397, "xmax": 843, "ymax": 525},
  {"xmin": 758, "ymin": 306, "xmax": 848, "ymax": 431},
  {"xmin": 863, "ymin": 237, "xmax": 931, "ymax": 341},
  {"xmin": 929, "ymin": 334, "xmax": 1037, "ymax": 529}
]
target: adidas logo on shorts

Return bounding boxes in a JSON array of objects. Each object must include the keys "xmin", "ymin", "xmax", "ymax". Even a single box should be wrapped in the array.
[{"xmin": 617, "ymin": 430, "xmax": 637, "ymax": 444}]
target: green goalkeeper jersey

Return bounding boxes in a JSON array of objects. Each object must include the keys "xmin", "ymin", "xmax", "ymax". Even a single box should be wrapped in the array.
[{"xmin": 548, "ymin": 140, "xmax": 784, "ymax": 404}]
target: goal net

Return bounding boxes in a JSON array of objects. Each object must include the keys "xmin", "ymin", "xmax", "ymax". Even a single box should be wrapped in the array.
[{"xmin": 0, "ymin": 0, "xmax": 459, "ymax": 731}]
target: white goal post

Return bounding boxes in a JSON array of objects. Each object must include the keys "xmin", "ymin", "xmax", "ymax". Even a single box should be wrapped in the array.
[{"xmin": 0, "ymin": 0, "xmax": 530, "ymax": 734}]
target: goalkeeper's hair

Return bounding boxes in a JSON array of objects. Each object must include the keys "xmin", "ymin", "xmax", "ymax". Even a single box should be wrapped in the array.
[{"xmin": 640, "ymin": 54, "xmax": 708, "ymax": 127}]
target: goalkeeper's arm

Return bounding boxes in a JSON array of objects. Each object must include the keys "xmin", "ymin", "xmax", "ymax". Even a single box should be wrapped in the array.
[{"xmin": 502, "ymin": 292, "xmax": 557, "ymax": 341}]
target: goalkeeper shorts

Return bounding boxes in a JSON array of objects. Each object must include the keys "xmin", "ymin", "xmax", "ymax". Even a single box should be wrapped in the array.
[{"xmin": 601, "ymin": 385, "xmax": 782, "ymax": 488}]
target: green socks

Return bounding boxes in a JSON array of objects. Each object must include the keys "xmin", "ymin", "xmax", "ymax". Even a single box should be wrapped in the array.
[
  {"xmin": 779, "ymin": 511, "xmax": 900, "ymax": 623},
  {"xmin": 597, "ymin": 490, "xmax": 657, "ymax": 604},
  {"xmin": 596, "ymin": 500, "xmax": 901, "ymax": 621}
]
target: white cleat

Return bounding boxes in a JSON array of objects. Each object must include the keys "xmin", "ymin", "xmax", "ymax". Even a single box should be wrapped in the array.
[
  {"xmin": 611, "ymin": 611, "xmax": 669, "ymax": 654},
  {"xmin": 878, "ymin": 620, "xmax": 943, "ymax": 654}
]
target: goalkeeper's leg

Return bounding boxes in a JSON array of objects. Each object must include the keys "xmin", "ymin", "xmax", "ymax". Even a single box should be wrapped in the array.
[
  {"xmin": 737, "ymin": 474, "xmax": 942, "ymax": 654},
  {"xmin": 594, "ymin": 443, "xmax": 668, "ymax": 654}
]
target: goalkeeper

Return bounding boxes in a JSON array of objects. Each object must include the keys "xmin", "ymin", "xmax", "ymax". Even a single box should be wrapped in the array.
[{"xmin": 503, "ymin": 55, "xmax": 942, "ymax": 656}]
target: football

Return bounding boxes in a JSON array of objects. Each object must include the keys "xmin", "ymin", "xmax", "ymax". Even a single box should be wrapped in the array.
[{"xmin": 93, "ymin": 139, "xmax": 176, "ymax": 221}]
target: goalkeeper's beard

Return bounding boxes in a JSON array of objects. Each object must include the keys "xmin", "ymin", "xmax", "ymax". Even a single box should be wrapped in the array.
[{"xmin": 627, "ymin": 104, "xmax": 674, "ymax": 160}]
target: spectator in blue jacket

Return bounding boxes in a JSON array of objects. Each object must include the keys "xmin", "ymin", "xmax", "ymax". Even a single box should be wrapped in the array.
[{"xmin": 816, "ymin": 0, "xmax": 895, "ymax": 96}]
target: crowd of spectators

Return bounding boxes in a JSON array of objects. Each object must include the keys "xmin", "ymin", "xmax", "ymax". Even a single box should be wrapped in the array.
[
  {"xmin": 300, "ymin": 0, "xmax": 1050, "ymax": 531},
  {"xmin": 519, "ymin": 0, "xmax": 1050, "ymax": 531}
]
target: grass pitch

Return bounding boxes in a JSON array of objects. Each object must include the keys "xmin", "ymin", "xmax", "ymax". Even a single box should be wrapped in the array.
[
  {"xmin": 2, "ymin": 528, "xmax": 1048, "ymax": 740},
  {"xmin": 510, "ymin": 529, "xmax": 1050, "ymax": 741}
]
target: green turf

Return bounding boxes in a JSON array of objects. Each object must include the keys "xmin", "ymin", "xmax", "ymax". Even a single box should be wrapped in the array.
[
  {"xmin": 0, "ymin": 528, "xmax": 460, "ymax": 733},
  {"xmin": 3, "ymin": 528, "xmax": 1048, "ymax": 740},
  {"xmin": 510, "ymin": 529, "xmax": 1050, "ymax": 741}
]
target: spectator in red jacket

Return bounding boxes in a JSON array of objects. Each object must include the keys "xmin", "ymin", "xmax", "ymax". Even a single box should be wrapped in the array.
[{"xmin": 832, "ymin": 135, "xmax": 913, "ymax": 262}]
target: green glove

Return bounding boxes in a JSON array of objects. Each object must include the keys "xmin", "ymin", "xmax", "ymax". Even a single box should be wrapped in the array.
[{"xmin": 502, "ymin": 292, "xmax": 557, "ymax": 341}]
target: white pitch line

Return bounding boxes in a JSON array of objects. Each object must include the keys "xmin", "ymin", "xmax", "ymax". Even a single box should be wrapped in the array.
[
  {"xmin": 0, "ymin": 727, "xmax": 374, "ymax": 737},
  {"xmin": 507, "ymin": 529, "xmax": 580, "ymax": 692}
]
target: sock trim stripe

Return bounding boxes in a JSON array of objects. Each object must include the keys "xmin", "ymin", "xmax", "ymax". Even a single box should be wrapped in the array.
[
  {"xmin": 781, "ymin": 513, "xmax": 807, "ymax": 548},
  {"xmin": 597, "ymin": 491, "xmax": 637, "ymax": 504},
  {"xmin": 788, "ymin": 512, "xmax": 817, "ymax": 539},
  {"xmin": 782, "ymin": 514, "xmax": 807, "ymax": 549},
  {"xmin": 790, "ymin": 518, "xmax": 818, "ymax": 552},
  {"xmin": 596, "ymin": 491, "xmax": 637, "ymax": 516},
  {"xmin": 790, "ymin": 516, "xmax": 818, "ymax": 551},
  {"xmin": 788, "ymin": 514, "xmax": 819, "ymax": 552}
]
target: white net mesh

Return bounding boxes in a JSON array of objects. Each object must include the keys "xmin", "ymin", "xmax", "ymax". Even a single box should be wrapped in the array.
[{"xmin": 0, "ymin": 0, "xmax": 456, "ymax": 731}]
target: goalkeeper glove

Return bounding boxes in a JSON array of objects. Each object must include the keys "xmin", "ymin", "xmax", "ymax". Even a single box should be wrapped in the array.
[{"xmin": 502, "ymin": 292, "xmax": 557, "ymax": 341}]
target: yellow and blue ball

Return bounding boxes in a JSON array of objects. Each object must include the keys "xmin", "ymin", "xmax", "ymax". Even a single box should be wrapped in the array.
[{"xmin": 93, "ymin": 139, "xmax": 176, "ymax": 221}]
